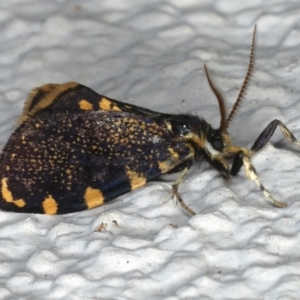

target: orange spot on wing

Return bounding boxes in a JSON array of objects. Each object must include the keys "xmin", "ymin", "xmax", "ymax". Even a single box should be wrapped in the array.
[
  {"xmin": 158, "ymin": 148, "xmax": 181, "ymax": 172},
  {"xmin": 43, "ymin": 195, "xmax": 58, "ymax": 214},
  {"xmin": 158, "ymin": 161, "xmax": 169, "ymax": 172},
  {"xmin": 84, "ymin": 187, "xmax": 104, "ymax": 209},
  {"xmin": 99, "ymin": 97, "xmax": 121, "ymax": 111},
  {"xmin": 79, "ymin": 99, "xmax": 93, "ymax": 110},
  {"xmin": 126, "ymin": 170, "xmax": 146, "ymax": 190},
  {"xmin": 1, "ymin": 178, "xmax": 25, "ymax": 208}
]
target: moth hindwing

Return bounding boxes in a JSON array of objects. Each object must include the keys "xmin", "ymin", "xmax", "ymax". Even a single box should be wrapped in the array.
[{"xmin": 0, "ymin": 26, "xmax": 299, "ymax": 215}]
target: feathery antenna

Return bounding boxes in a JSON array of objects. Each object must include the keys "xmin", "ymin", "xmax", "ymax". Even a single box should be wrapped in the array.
[
  {"xmin": 204, "ymin": 64, "xmax": 227, "ymax": 131},
  {"xmin": 225, "ymin": 25, "xmax": 257, "ymax": 130}
]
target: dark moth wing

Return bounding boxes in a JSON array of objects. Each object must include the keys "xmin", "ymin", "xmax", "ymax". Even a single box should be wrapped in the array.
[
  {"xmin": 0, "ymin": 109, "xmax": 192, "ymax": 214},
  {"xmin": 20, "ymin": 82, "xmax": 163, "ymax": 124}
]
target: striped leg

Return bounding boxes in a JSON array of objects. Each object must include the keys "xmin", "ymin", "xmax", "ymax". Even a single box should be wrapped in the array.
[
  {"xmin": 251, "ymin": 119, "xmax": 300, "ymax": 152},
  {"xmin": 171, "ymin": 166, "xmax": 196, "ymax": 215},
  {"xmin": 238, "ymin": 119, "xmax": 300, "ymax": 208},
  {"xmin": 242, "ymin": 155, "xmax": 287, "ymax": 207}
]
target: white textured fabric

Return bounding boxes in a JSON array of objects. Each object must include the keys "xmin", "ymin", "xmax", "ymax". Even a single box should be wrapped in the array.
[{"xmin": 0, "ymin": 1, "xmax": 300, "ymax": 299}]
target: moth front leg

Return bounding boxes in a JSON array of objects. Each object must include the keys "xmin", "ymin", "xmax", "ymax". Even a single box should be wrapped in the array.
[
  {"xmin": 238, "ymin": 151, "xmax": 287, "ymax": 208},
  {"xmin": 231, "ymin": 151, "xmax": 244, "ymax": 176},
  {"xmin": 228, "ymin": 119, "xmax": 300, "ymax": 206},
  {"xmin": 234, "ymin": 119, "xmax": 300, "ymax": 208},
  {"xmin": 251, "ymin": 119, "xmax": 300, "ymax": 152}
]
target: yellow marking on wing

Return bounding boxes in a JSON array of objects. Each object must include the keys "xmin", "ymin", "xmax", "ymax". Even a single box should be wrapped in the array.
[
  {"xmin": 84, "ymin": 187, "xmax": 104, "ymax": 209},
  {"xmin": 99, "ymin": 97, "xmax": 122, "ymax": 111},
  {"xmin": 19, "ymin": 82, "xmax": 80, "ymax": 124},
  {"xmin": 126, "ymin": 170, "xmax": 147, "ymax": 190},
  {"xmin": 158, "ymin": 161, "xmax": 169, "ymax": 172},
  {"xmin": 1, "ymin": 178, "xmax": 25, "ymax": 208},
  {"xmin": 167, "ymin": 148, "xmax": 179, "ymax": 159},
  {"xmin": 42, "ymin": 195, "xmax": 58, "ymax": 215},
  {"xmin": 158, "ymin": 148, "xmax": 181, "ymax": 172},
  {"xmin": 159, "ymin": 145, "xmax": 195, "ymax": 173},
  {"xmin": 79, "ymin": 99, "xmax": 93, "ymax": 110}
]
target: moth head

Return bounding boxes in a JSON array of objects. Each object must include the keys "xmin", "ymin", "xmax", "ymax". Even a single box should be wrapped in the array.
[
  {"xmin": 166, "ymin": 115, "xmax": 231, "ymax": 157},
  {"xmin": 166, "ymin": 25, "xmax": 256, "ymax": 160},
  {"xmin": 206, "ymin": 128, "xmax": 230, "ymax": 152},
  {"xmin": 204, "ymin": 127, "xmax": 232, "ymax": 159}
]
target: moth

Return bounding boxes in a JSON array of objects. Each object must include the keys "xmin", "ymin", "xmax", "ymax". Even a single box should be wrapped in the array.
[{"xmin": 0, "ymin": 26, "xmax": 298, "ymax": 215}]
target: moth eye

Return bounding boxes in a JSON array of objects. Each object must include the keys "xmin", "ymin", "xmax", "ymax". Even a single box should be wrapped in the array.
[
  {"xmin": 212, "ymin": 139, "xmax": 223, "ymax": 151},
  {"xmin": 207, "ymin": 129, "xmax": 224, "ymax": 151}
]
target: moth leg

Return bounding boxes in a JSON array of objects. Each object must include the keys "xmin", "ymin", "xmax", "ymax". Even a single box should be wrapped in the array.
[
  {"xmin": 251, "ymin": 119, "xmax": 300, "ymax": 152},
  {"xmin": 231, "ymin": 118, "xmax": 300, "ymax": 176},
  {"xmin": 171, "ymin": 166, "xmax": 196, "ymax": 216},
  {"xmin": 241, "ymin": 153, "xmax": 287, "ymax": 207},
  {"xmin": 231, "ymin": 151, "xmax": 244, "ymax": 176}
]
